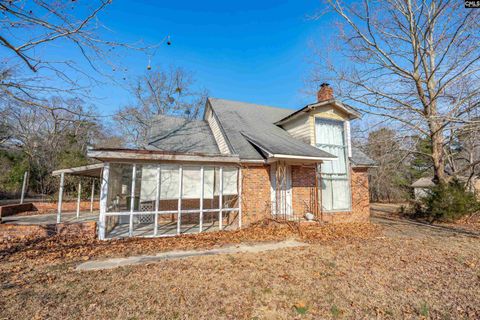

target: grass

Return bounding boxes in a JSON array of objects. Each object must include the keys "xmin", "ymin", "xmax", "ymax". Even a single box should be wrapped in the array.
[{"xmin": 0, "ymin": 215, "xmax": 479, "ymax": 319}]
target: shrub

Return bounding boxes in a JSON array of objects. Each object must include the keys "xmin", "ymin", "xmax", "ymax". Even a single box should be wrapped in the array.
[{"xmin": 417, "ymin": 179, "xmax": 480, "ymax": 222}]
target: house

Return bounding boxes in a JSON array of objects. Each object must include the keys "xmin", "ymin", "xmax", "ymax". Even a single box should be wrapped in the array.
[
  {"xmin": 412, "ymin": 176, "xmax": 480, "ymax": 200},
  {"xmin": 53, "ymin": 84, "xmax": 375, "ymax": 239}
]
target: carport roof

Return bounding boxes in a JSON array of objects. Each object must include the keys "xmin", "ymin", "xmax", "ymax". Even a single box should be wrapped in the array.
[{"xmin": 52, "ymin": 163, "xmax": 104, "ymax": 178}]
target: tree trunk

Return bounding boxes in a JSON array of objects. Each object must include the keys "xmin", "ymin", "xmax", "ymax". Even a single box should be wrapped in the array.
[{"xmin": 430, "ymin": 124, "xmax": 447, "ymax": 185}]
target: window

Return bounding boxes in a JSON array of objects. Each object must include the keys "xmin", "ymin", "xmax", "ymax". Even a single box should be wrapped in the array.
[{"xmin": 315, "ymin": 118, "xmax": 351, "ymax": 211}]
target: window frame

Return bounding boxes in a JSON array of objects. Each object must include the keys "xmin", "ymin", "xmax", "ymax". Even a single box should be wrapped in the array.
[{"xmin": 314, "ymin": 117, "xmax": 352, "ymax": 212}]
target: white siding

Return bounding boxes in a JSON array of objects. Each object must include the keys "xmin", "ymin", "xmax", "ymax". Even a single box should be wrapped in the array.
[
  {"xmin": 205, "ymin": 106, "xmax": 231, "ymax": 154},
  {"xmin": 281, "ymin": 114, "xmax": 310, "ymax": 144}
]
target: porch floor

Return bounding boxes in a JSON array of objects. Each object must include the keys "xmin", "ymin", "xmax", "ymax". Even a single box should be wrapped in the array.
[{"xmin": 106, "ymin": 220, "xmax": 235, "ymax": 239}]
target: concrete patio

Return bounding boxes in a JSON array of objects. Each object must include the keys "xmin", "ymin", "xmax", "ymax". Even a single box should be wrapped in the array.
[{"xmin": 2, "ymin": 211, "xmax": 98, "ymax": 225}]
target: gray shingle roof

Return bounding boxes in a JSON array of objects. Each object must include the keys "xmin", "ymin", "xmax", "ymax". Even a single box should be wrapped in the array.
[
  {"xmin": 208, "ymin": 98, "xmax": 335, "ymax": 160},
  {"xmin": 144, "ymin": 98, "xmax": 376, "ymax": 166},
  {"xmin": 411, "ymin": 177, "xmax": 435, "ymax": 188},
  {"xmin": 147, "ymin": 115, "xmax": 220, "ymax": 154},
  {"xmin": 350, "ymin": 147, "xmax": 376, "ymax": 167}
]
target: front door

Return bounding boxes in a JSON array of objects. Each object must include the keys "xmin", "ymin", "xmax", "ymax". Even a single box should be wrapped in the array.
[{"xmin": 270, "ymin": 163, "xmax": 292, "ymax": 217}]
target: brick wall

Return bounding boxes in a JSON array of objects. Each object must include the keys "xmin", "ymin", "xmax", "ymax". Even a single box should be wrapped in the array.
[
  {"xmin": 0, "ymin": 201, "xmax": 100, "ymax": 218},
  {"xmin": 33, "ymin": 201, "xmax": 100, "ymax": 214},
  {"xmin": 321, "ymin": 167, "xmax": 370, "ymax": 223},
  {"xmin": 0, "ymin": 221, "xmax": 97, "ymax": 242},
  {"xmin": 291, "ymin": 165, "xmax": 317, "ymax": 216},
  {"xmin": 240, "ymin": 164, "xmax": 371, "ymax": 225},
  {"xmin": 0, "ymin": 203, "xmax": 35, "ymax": 218},
  {"xmin": 241, "ymin": 165, "xmax": 272, "ymax": 225}
]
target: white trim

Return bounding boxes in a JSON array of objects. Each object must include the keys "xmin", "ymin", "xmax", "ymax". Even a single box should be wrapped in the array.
[
  {"xmin": 154, "ymin": 166, "xmax": 161, "ymax": 236},
  {"xmin": 90, "ymin": 180, "xmax": 95, "ymax": 213},
  {"xmin": 345, "ymin": 120, "xmax": 352, "ymax": 158},
  {"xmin": 239, "ymin": 159, "xmax": 266, "ymax": 164},
  {"xmin": 52, "ymin": 163, "xmax": 104, "ymax": 176},
  {"xmin": 177, "ymin": 166, "xmax": 183, "ymax": 235},
  {"xmin": 219, "ymin": 167, "xmax": 223, "ymax": 230},
  {"xmin": 76, "ymin": 182, "xmax": 82, "ymax": 219},
  {"xmin": 199, "ymin": 166, "xmax": 204, "ymax": 233},
  {"xmin": 98, "ymin": 163, "xmax": 109, "ymax": 240},
  {"xmin": 20, "ymin": 171, "xmax": 28, "ymax": 204},
  {"xmin": 129, "ymin": 164, "xmax": 137, "ymax": 237},
  {"xmin": 88, "ymin": 150, "xmax": 239, "ymax": 163},
  {"xmin": 57, "ymin": 172, "xmax": 64, "ymax": 224},
  {"xmin": 238, "ymin": 168, "xmax": 242, "ymax": 229},
  {"xmin": 275, "ymin": 99, "xmax": 360, "ymax": 126},
  {"xmin": 267, "ymin": 154, "xmax": 336, "ymax": 162}
]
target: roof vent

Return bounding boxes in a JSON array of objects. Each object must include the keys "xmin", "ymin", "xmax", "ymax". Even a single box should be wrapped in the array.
[{"xmin": 317, "ymin": 83, "xmax": 334, "ymax": 102}]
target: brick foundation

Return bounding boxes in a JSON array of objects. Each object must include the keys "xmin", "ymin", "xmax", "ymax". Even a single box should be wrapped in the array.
[{"xmin": 33, "ymin": 201, "xmax": 100, "ymax": 214}]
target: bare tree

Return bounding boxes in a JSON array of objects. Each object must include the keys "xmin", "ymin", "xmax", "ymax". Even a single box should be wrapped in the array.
[
  {"xmin": 0, "ymin": 0, "xmax": 152, "ymax": 114},
  {"xmin": 114, "ymin": 66, "xmax": 208, "ymax": 147},
  {"xmin": 3, "ymin": 97, "xmax": 108, "ymax": 194},
  {"xmin": 312, "ymin": 0, "xmax": 480, "ymax": 185}
]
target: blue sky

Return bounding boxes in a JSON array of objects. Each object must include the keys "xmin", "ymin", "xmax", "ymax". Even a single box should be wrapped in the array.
[{"xmin": 86, "ymin": 0, "xmax": 336, "ymax": 115}]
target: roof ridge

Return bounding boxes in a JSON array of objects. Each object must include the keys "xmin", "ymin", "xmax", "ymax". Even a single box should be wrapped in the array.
[{"xmin": 208, "ymin": 97, "xmax": 292, "ymax": 113}]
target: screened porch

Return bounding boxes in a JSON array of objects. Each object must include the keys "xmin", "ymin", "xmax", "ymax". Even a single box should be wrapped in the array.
[{"xmin": 98, "ymin": 163, "xmax": 242, "ymax": 239}]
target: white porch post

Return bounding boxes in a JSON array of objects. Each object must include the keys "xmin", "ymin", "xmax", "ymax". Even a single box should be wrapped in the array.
[
  {"xmin": 219, "ymin": 167, "xmax": 223, "ymax": 230},
  {"xmin": 99, "ymin": 163, "xmax": 109, "ymax": 240},
  {"xmin": 238, "ymin": 167, "xmax": 242, "ymax": 229},
  {"xmin": 90, "ymin": 180, "xmax": 95, "ymax": 213},
  {"xmin": 20, "ymin": 171, "xmax": 28, "ymax": 204},
  {"xmin": 129, "ymin": 164, "xmax": 137, "ymax": 237},
  {"xmin": 177, "ymin": 166, "xmax": 183, "ymax": 235},
  {"xmin": 154, "ymin": 166, "xmax": 161, "ymax": 236},
  {"xmin": 76, "ymin": 182, "xmax": 82, "ymax": 219},
  {"xmin": 199, "ymin": 166, "xmax": 204, "ymax": 233},
  {"xmin": 57, "ymin": 172, "xmax": 64, "ymax": 224}
]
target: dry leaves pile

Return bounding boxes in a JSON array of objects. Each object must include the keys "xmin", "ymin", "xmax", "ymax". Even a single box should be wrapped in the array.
[
  {"xmin": 0, "ymin": 220, "xmax": 380, "ymax": 266},
  {"xmin": 1, "ymin": 216, "xmax": 479, "ymax": 319}
]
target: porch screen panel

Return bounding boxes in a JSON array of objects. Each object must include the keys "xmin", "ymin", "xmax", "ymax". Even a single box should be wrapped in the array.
[
  {"xmin": 140, "ymin": 165, "xmax": 158, "ymax": 202},
  {"xmin": 160, "ymin": 165, "xmax": 179, "ymax": 199},
  {"xmin": 182, "ymin": 166, "xmax": 214, "ymax": 199},
  {"xmin": 315, "ymin": 118, "xmax": 351, "ymax": 211},
  {"xmin": 106, "ymin": 163, "xmax": 133, "ymax": 212},
  {"xmin": 214, "ymin": 167, "xmax": 238, "ymax": 195}
]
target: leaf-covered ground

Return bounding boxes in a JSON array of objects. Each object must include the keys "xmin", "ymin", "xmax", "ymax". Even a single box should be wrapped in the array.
[{"xmin": 1, "ymin": 213, "xmax": 479, "ymax": 319}]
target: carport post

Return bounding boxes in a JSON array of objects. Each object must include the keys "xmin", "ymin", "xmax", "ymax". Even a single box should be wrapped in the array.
[
  {"xmin": 20, "ymin": 171, "xmax": 28, "ymax": 204},
  {"xmin": 219, "ymin": 167, "xmax": 223, "ymax": 230},
  {"xmin": 98, "ymin": 163, "xmax": 109, "ymax": 240},
  {"xmin": 57, "ymin": 172, "xmax": 65, "ymax": 224},
  {"xmin": 90, "ymin": 180, "xmax": 95, "ymax": 213},
  {"xmin": 76, "ymin": 182, "xmax": 82, "ymax": 219}
]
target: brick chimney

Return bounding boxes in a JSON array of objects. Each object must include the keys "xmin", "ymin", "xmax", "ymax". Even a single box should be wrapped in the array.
[{"xmin": 317, "ymin": 83, "xmax": 334, "ymax": 102}]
